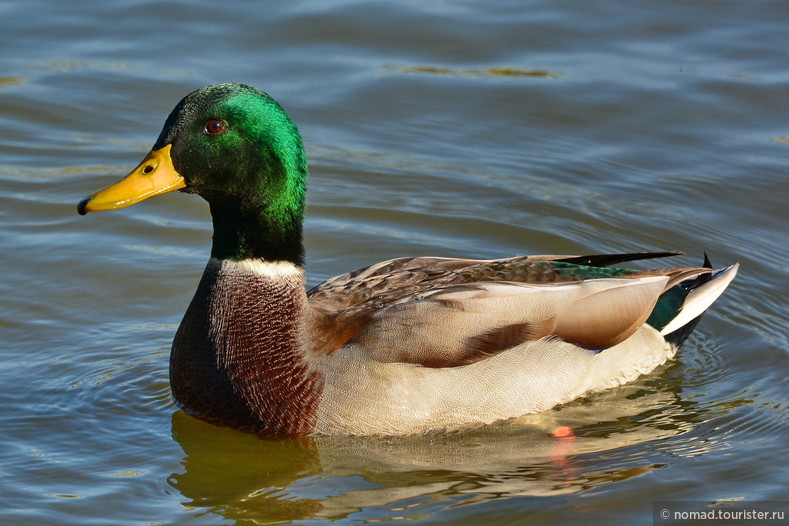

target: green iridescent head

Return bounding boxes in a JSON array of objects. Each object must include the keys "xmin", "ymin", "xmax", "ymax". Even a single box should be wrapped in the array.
[{"xmin": 79, "ymin": 83, "xmax": 309, "ymax": 263}]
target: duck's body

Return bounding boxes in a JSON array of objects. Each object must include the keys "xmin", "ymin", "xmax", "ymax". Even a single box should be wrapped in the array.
[{"xmin": 78, "ymin": 83, "xmax": 737, "ymax": 435}]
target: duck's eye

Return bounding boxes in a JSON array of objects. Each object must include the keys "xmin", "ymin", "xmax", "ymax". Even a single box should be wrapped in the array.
[{"xmin": 204, "ymin": 119, "xmax": 228, "ymax": 136}]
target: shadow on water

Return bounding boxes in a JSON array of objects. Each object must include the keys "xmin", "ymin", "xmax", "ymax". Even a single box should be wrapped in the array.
[{"xmin": 166, "ymin": 369, "xmax": 718, "ymax": 523}]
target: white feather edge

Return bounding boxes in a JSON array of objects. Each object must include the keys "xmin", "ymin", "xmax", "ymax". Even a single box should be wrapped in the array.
[
  {"xmin": 660, "ymin": 264, "xmax": 739, "ymax": 335},
  {"xmin": 209, "ymin": 257, "xmax": 304, "ymax": 278}
]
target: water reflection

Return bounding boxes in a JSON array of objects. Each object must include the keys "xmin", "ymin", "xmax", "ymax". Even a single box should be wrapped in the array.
[{"xmin": 168, "ymin": 375, "xmax": 705, "ymax": 523}]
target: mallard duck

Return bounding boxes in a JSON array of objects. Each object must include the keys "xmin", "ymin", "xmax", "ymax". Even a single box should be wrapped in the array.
[{"xmin": 78, "ymin": 83, "xmax": 737, "ymax": 436}]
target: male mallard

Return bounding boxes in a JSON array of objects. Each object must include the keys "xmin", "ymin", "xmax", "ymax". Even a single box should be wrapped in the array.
[{"xmin": 78, "ymin": 83, "xmax": 737, "ymax": 435}]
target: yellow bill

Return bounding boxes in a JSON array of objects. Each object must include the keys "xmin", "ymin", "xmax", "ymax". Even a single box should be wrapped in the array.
[{"xmin": 78, "ymin": 144, "xmax": 185, "ymax": 215}]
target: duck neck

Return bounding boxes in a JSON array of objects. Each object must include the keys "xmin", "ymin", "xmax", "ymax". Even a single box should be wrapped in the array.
[
  {"xmin": 170, "ymin": 257, "xmax": 323, "ymax": 434},
  {"xmin": 209, "ymin": 197, "xmax": 305, "ymax": 265}
]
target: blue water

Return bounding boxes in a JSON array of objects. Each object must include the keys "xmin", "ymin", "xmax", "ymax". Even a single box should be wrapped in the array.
[{"xmin": 1, "ymin": 0, "xmax": 787, "ymax": 524}]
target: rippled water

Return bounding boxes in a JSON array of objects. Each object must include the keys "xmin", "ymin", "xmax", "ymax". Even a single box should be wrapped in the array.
[{"xmin": 2, "ymin": 0, "xmax": 788, "ymax": 524}]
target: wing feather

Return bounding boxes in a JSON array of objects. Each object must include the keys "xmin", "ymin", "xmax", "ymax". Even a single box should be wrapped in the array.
[
  {"xmin": 305, "ymin": 252, "xmax": 711, "ymax": 361},
  {"xmin": 344, "ymin": 276, "xmax": 668, "ymax": 367}
]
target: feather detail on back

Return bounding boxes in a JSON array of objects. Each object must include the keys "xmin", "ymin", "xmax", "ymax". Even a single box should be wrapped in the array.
[
  {"xmin": 306, "ymin": 252, "xmax": 713, "ymax": 363},
  {"xmin": 346, "ymin": 276, "xmax": 668, "ymax": 367}
]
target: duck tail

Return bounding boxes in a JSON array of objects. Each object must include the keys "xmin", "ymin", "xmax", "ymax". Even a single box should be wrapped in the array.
[{"xmin": 646, "ymin": 255, "xmax": 738, "ymax": 347}]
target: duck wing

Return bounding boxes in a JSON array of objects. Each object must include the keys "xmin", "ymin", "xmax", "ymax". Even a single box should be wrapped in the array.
[
  {"xmin": 347, "ymin": 276, "xmax": 669, "ymax": 367},
  {"xmin": 307, "ymin": 251, "xmax": 682, "ymax": 310},
  {"xmin": 306, "ymin": 251, "xmax": 705, "ymax": 361}
]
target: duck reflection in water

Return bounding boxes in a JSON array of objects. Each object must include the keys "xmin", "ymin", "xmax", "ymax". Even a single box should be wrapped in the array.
[{"xmin": 168, "ymin": 374, "xmax": 701, "ymax": 523}]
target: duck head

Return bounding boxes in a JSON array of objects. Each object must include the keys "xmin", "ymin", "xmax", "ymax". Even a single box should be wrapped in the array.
[{"xmin": 78, "ymin": 83, "xmax": 308, "ymax": 263}]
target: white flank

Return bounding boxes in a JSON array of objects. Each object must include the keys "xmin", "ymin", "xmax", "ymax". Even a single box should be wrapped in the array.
[
  {"xmin": 660, "ymin": 264, "xmax": 739, "ymax": 335},
  {"xmin": 210, "ymin": 257, "xmax": 304, "ymax": 279}
]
